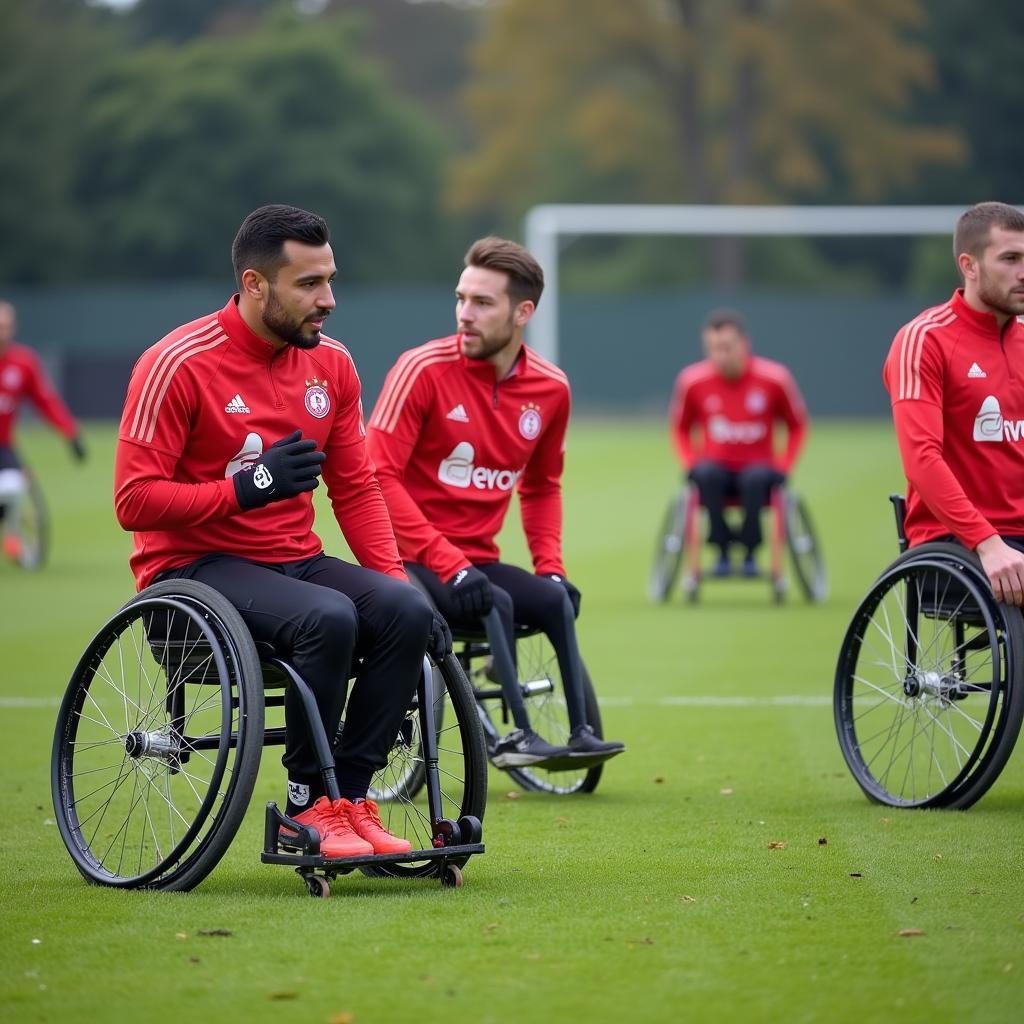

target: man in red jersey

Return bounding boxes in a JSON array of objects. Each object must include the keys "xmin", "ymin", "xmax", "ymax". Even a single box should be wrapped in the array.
[
  {"xmin": 883, "ymin": 201, "xmax": 1024, "ymax": 605},
  {"xmin": 0, "ymin": 300, "xmax": 86, "ymax": 563},
  {"xmin": 367, "ymin": 236, "xmax": 624, "ymax": 769},
  {"xmin": 669, "ymin": 309, "xmax": 808, "ymax": 577},
  {"xmin": 115, "ymin": 204, "xmax": 450, "ymax": 858}
]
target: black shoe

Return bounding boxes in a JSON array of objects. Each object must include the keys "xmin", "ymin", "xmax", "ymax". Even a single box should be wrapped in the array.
[
  {"xmin": 491, "ymin": 728, "xmax": 572, "ymax": 769},
  {"xmin": 568, "ymin": 724, "xmax": 625, "ymax": 758}
]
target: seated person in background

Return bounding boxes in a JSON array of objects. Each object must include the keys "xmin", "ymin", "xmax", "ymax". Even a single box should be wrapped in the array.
[
  {"xmin": 367, "ymin": 235, "xmax": 624, "ymax": 769},
  {"xmin": 669, "ymin": 308, "xmax": 808, "ymax": 577},
  {"xmin": 0, "ymin": 300, "xmax": 86, "ymax": 562},
  {"xmin": 114, "ymin": 204, "xmax": 449, "ymax": 859},
  {"xmin": 883, "ymin": 200, "xmax": 1024, "ymax": 605}
]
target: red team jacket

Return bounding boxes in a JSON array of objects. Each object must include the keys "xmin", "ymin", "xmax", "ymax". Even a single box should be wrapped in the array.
[
  {"xmin": 883, "ymin": 289, "xmax": 1024, "ymax": 549},
  {"xmin": 366, "ymin": 336, "xmax": 570, "ymax": 581},
  {"xmin": 669, "ymin": 355, "xmax": 807, "ymax": 472},
  {"xmin": 115, "ymin": 297, "xmax": 404, "ymax": 590},
  {"xmin": 0, "ymin": 341, "xmax": 78, "ymax": 447}
]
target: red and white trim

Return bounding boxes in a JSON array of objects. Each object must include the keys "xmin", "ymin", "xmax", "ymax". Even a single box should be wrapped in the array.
[{"xmin": 895, "ymin": 303, "xmax": 956, "ymax": 401}]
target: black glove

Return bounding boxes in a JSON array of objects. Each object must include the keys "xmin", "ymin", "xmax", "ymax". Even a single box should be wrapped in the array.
[
  {"xmin": 232, "ymin": 430, "xmax": 326, "ymax": 511},
  {"xmin": 545, "ymin": 573, "xmax": 581, "ymax": 618},
  {"xmin": 427, "ymin": 609, "xmax": 452, "ymax": 662},
  {"xmin": 69, "ymin": 436, "xmax": 86, "ymax": 463},
  {"xmin": 445, "ymin": 565, "xmax": 493, "ymax": 620}
]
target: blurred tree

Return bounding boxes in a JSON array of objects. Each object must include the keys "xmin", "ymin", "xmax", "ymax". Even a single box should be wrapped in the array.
[
  {"xmin": 451, "ymin": 0, "xmax": 964, "ymax": 287},
  {"xmin": 12, "ymin": 3, "xmax": 450, "ymax": 283},
  {"xmin": 0, "ymin": 0, "xmax": 119, "ymax": 283}
]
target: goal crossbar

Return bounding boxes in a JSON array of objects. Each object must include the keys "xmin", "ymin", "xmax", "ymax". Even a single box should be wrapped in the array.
[{"xmin": 523, "ymin": 204, "xmax": 968, "ymax": 364}]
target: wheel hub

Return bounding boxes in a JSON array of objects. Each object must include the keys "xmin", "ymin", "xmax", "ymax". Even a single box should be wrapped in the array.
[{"xmin": 124, "ymin": 730, "xmax": 179, "ymax": 760}]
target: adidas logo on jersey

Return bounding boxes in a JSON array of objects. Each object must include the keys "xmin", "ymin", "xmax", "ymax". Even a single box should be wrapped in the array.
[
  {"xmin": 446, "ymin": 404, "xmax": 469, "ymax": 423},
  {"xmin": 967, "ymin": 362, "xmax": 987, "ymax": 379},
  {"xmin": 225, "ymin": 393, "xmax": 250, "ymax": 414}
]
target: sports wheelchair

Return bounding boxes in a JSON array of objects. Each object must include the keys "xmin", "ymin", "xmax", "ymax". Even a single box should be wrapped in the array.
[
  {"xmin": 452, "ymin": 610, "xmax": 609, "ymax": 797},
  {"xmin": 50, "ymin": 579, "xmax": 487, "ymax": 897},
  {"xmin": 648, "ymin": 483, "xmax": 827, "ymax": 605},
  {"xmin": 0, "ymin": 462, "xmax": 48, "ymax": 570},
  {"xmin": 833, "ymin": 496, "xmax": 1024, "ymax": 809}
]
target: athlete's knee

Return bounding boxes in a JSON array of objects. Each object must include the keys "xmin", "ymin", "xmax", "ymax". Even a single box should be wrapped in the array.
[{"xmin": 300, "ymin": 592, "xmax": 359, "ymax": 659}]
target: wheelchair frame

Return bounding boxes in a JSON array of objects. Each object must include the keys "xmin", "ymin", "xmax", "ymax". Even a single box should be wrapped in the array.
[
  {"xmin": 50, "ymin": 579, "xmax": 486, "ymax": 897},
  {"xmin": 833, "ymin": 496, "xmax": 1024, "ymax": 809},
  {"xmin": 647, "ymin": 482, "xmax": 827, "ymax": 605}
]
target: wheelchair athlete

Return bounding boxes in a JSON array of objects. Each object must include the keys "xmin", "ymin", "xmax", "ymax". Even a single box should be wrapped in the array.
[
  {"xmin": 0, "ymin": 299, "xmax": 86, "ymax": 562},
  {"xmin": 883, "ymin": 201, "xmax": 1024, "ymax": 603},
  {"xmin": 366, "ymin": 235, "xmax": 624, "ymax": 769},
  {"xmin": 668, "ymin": 308, "xmax": 807, "ymax": 578},
  {"xmin": 114, "ymin": 204, "xmax": 450, "ymax": 861}
]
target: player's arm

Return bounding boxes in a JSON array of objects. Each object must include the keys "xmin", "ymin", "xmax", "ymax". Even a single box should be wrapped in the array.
[
  {"xmin": 114, "ymin": 352, "xmax": 245, "ymax": 530},
  {"xmin": 519, "ymin": 389, "xmax": 570, "ymax": 578},
  {"xmin": 114, "ymin": 440, "xmax": 244, "ymax": 530},
  {"xmin": 668, "ymin": 369, "xmax": 697, "ymax": 468},
  {"xmin": 321, "ymin": 362, "xmax": 406, "ymax": 580},
  {"xmin": 22, "ymin": 348, "xmax": 82, "ymax": 455},
  {"xmin": 366, "ymin": 366, "xmax": 472, "ymax": 581},
  {"xmin": 774, "ymin": 367, "xmax": 808, "ymax": 474}
]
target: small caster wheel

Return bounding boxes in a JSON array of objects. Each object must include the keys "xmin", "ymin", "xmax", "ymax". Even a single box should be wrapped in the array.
[
  {"xmin": 457, "ymin": 815, "xmax": 482, "ymax": 844},
  {"xmin": 441, "ymin": 864, "xmax": 463, "ymax": 889},
  {"xmin": 304, "ymin": 874, "xmax": 331, "ymax": 898}
]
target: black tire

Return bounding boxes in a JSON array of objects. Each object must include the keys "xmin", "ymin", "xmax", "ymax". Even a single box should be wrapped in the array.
[
  {"xmin": 469, "ymin": 631, "xmax": 605, "ymax": 796},
  {"xmin": 51, "ymin": 580, "xmax": 265, "ymax": 890},
  {"xmin": 647, "ymin": 490, "xmax": 687, "ymax": 603},
  {"xmin": 362, "ymin": 654, "xmax": 488, "ymax": 877},
  {"xmin": 785, "ymin": 492, "xmax": 827, "ymax": 603},
  {"xmin": 834, "ymin": 544, "xmax": 1024, "ymax": 809}
]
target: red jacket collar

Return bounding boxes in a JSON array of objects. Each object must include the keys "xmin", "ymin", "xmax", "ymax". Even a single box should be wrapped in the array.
[
  {"xmin": 218, "ymin": 295, "xmax": 286, "ymax": 364},
  {"xmin": 457, "ymin": 334, "xmax": 528, "ymax": 383},
  {"xmin": 951, "ymin": 288, "xmax": 1024, "ymax": 339}
]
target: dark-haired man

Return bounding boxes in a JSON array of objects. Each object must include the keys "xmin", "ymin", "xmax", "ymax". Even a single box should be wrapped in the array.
[
  {"xmin": 884, "ymin": 200, "xmax": 1024, "ymax": 604},
  {"xmin": 367, "ymin": 236, "xmax": 624, "ymax": 769},
  {"xmin": 669, "ymin": 309, "xmax": 808, "ymax": 577},
  {"xmin": 114, "ymin": 204, "xmax": 449, "ymax": 858}
]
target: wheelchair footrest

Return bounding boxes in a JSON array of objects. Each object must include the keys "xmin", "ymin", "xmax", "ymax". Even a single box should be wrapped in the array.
[
  {"xmin": 263, "ymin": 801, "xmax": 484, "ymax": 868},
  {"xmin": 260, "ymin": 842, "xmax": 485, "ymax": 869}
]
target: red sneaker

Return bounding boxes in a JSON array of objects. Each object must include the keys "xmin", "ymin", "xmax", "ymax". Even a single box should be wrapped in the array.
[
  {"xmin": 3, "ymin": 535, "xmax": 23, "ymax": 563},
  {"xmin": 342, "ymin": 798, "xmax": 413, "ymax": 855},
  {"xmin": 279, "ymin": 796, "xmax": 373, "ymax": 858}
]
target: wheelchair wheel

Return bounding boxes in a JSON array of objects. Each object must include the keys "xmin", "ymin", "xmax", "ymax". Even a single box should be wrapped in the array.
[
  {"xmin": 647, "ymin": 489, "xmax": 687, "ymax": 602},
  {"xmin": 1, "ymin": 468, "xmax": 48, "ymax": 570},
  {"xmin": 784, "ymin": 492, "xmax": 826, "ymax": 603},
  {"xmin": 834, "ymin": 544, "xmax": 1024, "ymax": 809},
  {"xmin": 51, "ymin": 580, "xmax": 265, "ymax": 890},
  {"xmin": 469, "ymin": 632, "xmax": 605, "ymax": 796},
  {"xmin": 362, "ymin": 654, "xmax": 487, "ymax": 877}
]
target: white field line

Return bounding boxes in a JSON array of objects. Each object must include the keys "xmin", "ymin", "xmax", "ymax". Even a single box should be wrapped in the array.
[{"xmin": 1, "ymin": 694, "xmax": 832, "ymax": 710}]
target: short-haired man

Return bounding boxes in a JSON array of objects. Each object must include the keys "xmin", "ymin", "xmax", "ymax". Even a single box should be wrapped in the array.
[
  {"xmin": 115, "ymin": 204, "xmax": 450, "ymax": 858},
  {"xmin": 669, "ymin": 309, "xmax": 808, "ymax": 577},
  {"xmin": 883, "ymin": 201, "xmax": 1024, "ymax": 604},
  {"xmin": 0, "ymin": 300, "xmax": 86, "ymax": 563},
  {"xmin": 366, "ymin": 236, "xmax": 624, "ymax": 768}
]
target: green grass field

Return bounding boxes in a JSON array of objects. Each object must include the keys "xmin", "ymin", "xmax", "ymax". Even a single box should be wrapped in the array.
[{"xmin": 2, "ymin": 419, "xmax": 1022, "ymax": 1024}]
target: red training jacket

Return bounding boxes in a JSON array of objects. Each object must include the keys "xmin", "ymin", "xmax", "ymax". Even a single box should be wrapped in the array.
[
  {"xmin": 366, "ymin": 335, "xmax": 570, "ymax": 581},
  {"xmin": 0, "ymin": 342, "xmax": 78, "ymax": 447},
  {"xmin": 883, "ymin": 289, "xmax": 1024, "ymax": 549},
  {"xmin": 115, "ymin": 296, "xmax": 404, "ymax": 590},
  {"xmin": 668, "ymin": 355, "xmax": 807, "ymax": 472}
]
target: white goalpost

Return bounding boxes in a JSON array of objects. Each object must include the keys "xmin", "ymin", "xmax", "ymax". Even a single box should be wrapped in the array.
[{"xmin": 522, "ymin": 204, "xmax": 968, "ymax": 364}]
